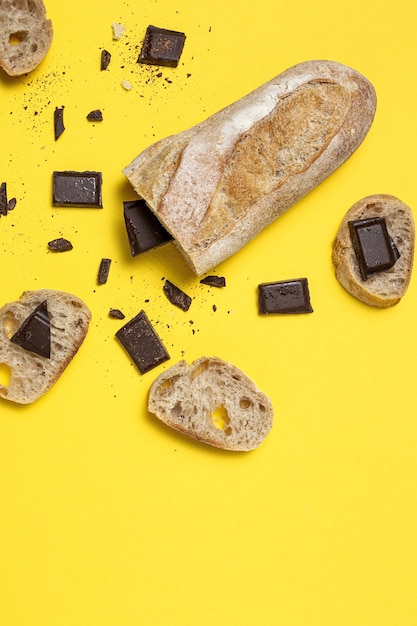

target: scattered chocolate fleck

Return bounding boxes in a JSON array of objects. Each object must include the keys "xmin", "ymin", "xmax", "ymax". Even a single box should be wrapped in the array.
[
  {"xmin": 54, "ymin": 106, "xmax": 65, "ymax": 140},
  {"xmin": 258, "ymin": 278, "xmax": 313, "ymax": 314},
  {"xmin": 212, "ymin": 304, "xmax": 217, "ymax": 312},
  {"xmin": 11, "ymin": 300, "xmax": 51, "ymax": 358},
  {"xmin": 123, "ymin": 199, "xmax": 172, "ymax": 256},
  {"xmin": 98, "ymin": 258, "xmax": 112, "ymax": 284},
  {"xmin": 109, "ymin": 308, "xmax": 125, "ymax": 320},
  {"xmin": 200, "ymin": 275, "xmax": 226, "ymax": 288},
  {"xmin": 163, "ymin": 279, "xmax": 192, "ymax": 311},
  {"xmin": 48, "ymin": 237, "xmax": 73, "ymax": 252},
  {"xmin": 101, "ymin": 49, "xmax": 111, "ymax": 70},
  {"xmin": 52, "ymin": 171, "xmax": 103, "ymax": 208},
  {"xmin": 138, "ymin": 25, "xmax": 186, "ymax": 68},
  {"xmin": 86, "ymin": 109, "xmax": 103, "ymax": 122},
  {"xmin": 116, "ymin": 309, "xmax": 170, "ymax": 374}
]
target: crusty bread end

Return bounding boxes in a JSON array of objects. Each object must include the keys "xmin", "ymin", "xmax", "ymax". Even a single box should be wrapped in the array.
[
  {"xmin": 0, "ymin": 289, "xmax": 91, "ymax": 404},
  {"xmin": 0, "ymin": 0, "xmax": 53, "ymax": 76},
  {"xmin": 148, "ymin": 357, "xmax": 273, "ymax": 451}
]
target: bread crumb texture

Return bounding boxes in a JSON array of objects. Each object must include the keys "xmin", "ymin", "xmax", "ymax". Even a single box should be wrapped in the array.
[
  {"xmin": 0, "ymin": 0, "xmax": 53, "ymax": 76},
  {"xmin": 148, "ymin": 356, "xmax": 273, "ymax": 451}
]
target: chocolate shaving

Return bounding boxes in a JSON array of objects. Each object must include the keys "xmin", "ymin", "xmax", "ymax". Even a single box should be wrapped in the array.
[
  {"xmin": 48, "ymin": 237, "xmax": 73, "ymax": 252},
  {"xmin": 98, "ymin": 258, "xmax": 112, "ymax": 284},
  {"xmin": 163, "ymin": 280, "xmax": 192, "ymax": 311},
  {"xmin": 54, "ymin": 106, "xmax": 65, "ymax": 140},
  {"xmin": 86, "ymin": 109, "xmax": 103, "ymax": 122},
  {"xmin": 109, "ymin": 308, "xmax": 125, "ymax": 320},
  {"xmin": 200, "ymin": 275, "xmax": 226, "ymax": 288},
  {"xmin": 101, "ymin": 49, "xmax": 111, "ymax": 70}
]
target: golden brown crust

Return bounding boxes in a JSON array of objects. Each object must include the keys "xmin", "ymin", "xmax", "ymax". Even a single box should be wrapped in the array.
[
  {"xmin": 332, "ymin": 194, "xmax": 415, "ymax": 307},
  {"xmin": 124, "ymin": 60, "xmax": 377, "ymax": 274}
]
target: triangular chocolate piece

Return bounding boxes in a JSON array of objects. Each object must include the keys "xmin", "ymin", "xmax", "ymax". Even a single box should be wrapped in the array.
[{"xmin": 11, "ymin": 300, "xmax": 51, "ymax": 358}]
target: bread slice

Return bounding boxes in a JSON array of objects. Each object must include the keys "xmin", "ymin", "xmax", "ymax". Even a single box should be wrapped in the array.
[
  {"xmin": 0, "ymin": 289, "xmax": 91, "ymax": 404},
  {"xmin": 0, "ymin": 0, "xmax": 53, "ymax": 76},
  {"xmin": 332, "ymin": 194, "xmax": 415, "ymax": 307},
  {"xmin": 123, "ymin": 60, "xmax": 376, "ymax": 275},
  {"xmin": 148, "ymin": 357, "xmax": 273, "ymax": 451}
]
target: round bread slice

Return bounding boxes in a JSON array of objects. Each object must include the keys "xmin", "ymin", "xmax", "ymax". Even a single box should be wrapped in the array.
[
  {"xmin": 332, "ymin": 194, "xmax": 415, "ymax": 308},
  {"xmin": 0, "ymin": 289, "xmax": 91, "ymax": 404},
  {"xmin": 148, "ymin": 356, "xmax": 273, "ymax": 451},
  {"xmin": 0, "ymin": 0, "xmax": 53, "ymax": 76}
]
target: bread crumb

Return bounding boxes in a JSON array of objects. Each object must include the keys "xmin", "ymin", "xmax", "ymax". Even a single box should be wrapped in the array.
[
  {"xmin": 121, "ymin": 79, "xmax": 133, "ymax": 91},
  {"xmin": 112, "ymin": 23, "xmax": 126, "ymax": 40}
]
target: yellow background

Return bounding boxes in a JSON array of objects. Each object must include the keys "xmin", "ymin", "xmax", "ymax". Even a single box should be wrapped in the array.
[{"xmin": 1, "ymin": 1, "xmax": 416, "ymax": 624}]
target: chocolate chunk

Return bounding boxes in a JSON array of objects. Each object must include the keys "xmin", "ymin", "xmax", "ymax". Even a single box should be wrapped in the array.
[
  {"xmin": 11, "ymin": 300, "xmax": 51, "ymax": 358},
  {"xmin": 109, "ymin": 308, "xmax": 125, "ymax": 320},
  {"xmin": 48, "ymin": 237, "xmax": 73, "ymax": 252},
  {"xmin": 86, "ymin": 109, "xmax": 103, "ymax": 122},
  {"xmin": 138, "ymin": 25, "xmax": 186, "ymax": 68},
  {"xmin": 54, "ymin": 106, "xmax": 65, "ymax": 140},
  {"xmin": 97, "ymin": 258, "xmax": 112, "ymax": 284},
  {"xmin": 53, "ymin": 171, "xmax": 103, "ymax": 208},
  {"xmin": 101, "ymin": 49, "xmax": 111, "ymax": 70},
  {"xmin": 200, "ymin": 275, "xmax": 226, "ymax": 288},
  {"xmin": 116, "ymin": 310, "xmax": 170, "ymax": 374},
  {"xmin": 123, "ymin": 199, "xmax": 172, "ymax": 256},
  {"xmin": 163, "ymin": 280, "xmax": 192, "ymax": 311},
  {"xmin": 0, "ymin": 182, "xmax": 7, "ymax": 215},
  {"xmin": 348, "ymin": 217, "xmax": 400, "ymax": 280},
  {"xmin": 258, "ymin": 278, "xmax": 313, "ymax": 314},
  {"xmin": 7, "ymin": 197, "xmax": 16, "ymax": 212}
]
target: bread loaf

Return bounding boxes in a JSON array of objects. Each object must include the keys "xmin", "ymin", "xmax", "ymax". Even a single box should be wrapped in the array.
[
  {"xmin": 332, "ymin": 194, "xmax": 415, "ymax": 307},
  {"xmin": 0, "ymin": 0, "xmax": 53, "ymax": 76},
  {"xmin": 124, "ymin": 60, "xmax": 377, "ymax": 275},
  {"xmin": 0, "ymin": 289, "xmax": 91, "ymax": 404},
  {"xmin": 148, "ymin": 357, "xmax": 273, "ymax": 451}
]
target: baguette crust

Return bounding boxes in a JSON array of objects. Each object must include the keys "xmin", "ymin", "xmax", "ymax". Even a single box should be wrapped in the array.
[
  {"xmin": 124, "ymin": 60, "xmax": 377, "ymax": 274},
  {"xmin": 0, "ymin": 0, "xmax": 53, "ymax": 76},
  {"xmin": 148, "ymin": 357, "xmax": 273, "ymax": 451},
  {"xmin": 332, "ymin": 194, "xmax": 415, "ymax": 307},
  {"xmin": 0, "ymin": 289, "xmax": 91, "ymax": 404}
]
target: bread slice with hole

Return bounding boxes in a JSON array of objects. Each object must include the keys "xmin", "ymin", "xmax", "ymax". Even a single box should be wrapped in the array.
[
  {"xmin": 148, "ymin": 356, "xmax": 273, "ymax": 451},
  {"xmin": 0, "ymin": 0, "xmax": 53, "ymax": 76},
  {"xmin": 124, "ymin": 60, "xmax": 376, "ymax": 275},
  {"xmin": 332, "ymin": 194, "xmax": 415, "ymax": 307},
  {"xmin": 0, "ymin": 289, "xmax": 91, "ymax": 404}
]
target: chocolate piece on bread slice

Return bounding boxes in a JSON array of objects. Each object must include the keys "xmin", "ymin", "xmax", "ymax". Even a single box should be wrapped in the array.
[
  {"xmin": 148, "ymin": 357, "xmax": 273, "ymax": 451},
  {"xmin": 332, "ymin": 194, "xmax": 415, "ymax": 307},
  {"xmin": 124, "ymin": 60, "xmax": 376, "ymax": 275},
  {"xmin": 0, "ymin": 289, "xmax": 91, "ymax": 404},
  {"xmin": 0, "ymin": 0, "xmax": 53, "ymax": 76}
]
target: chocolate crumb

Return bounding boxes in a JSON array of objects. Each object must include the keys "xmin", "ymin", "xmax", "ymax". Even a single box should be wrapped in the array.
[
  {"xmin": 48, "ymin": 237, "xmax": 73, "ymax": 252},
  {"xmin": 163, "ymin": 280, "xmax": 192, "ymax": 311},
  {"xmin": 98, "ymin": 258, "xmax": 112, "ymax": 284},
  {"xmin": 200, "ymin": 275, "xmax": 226, "ymax": 288},
  {"xmin": 86, "ymin": 109, "xmax": 103, "ymax": 122},
  {"xmin": 101, "ymin": 49, "xmax": 111, "ymax": 70},
  {"xmin": 109, "ymin": 308, "xmax": 125, "ymax": 319},
  {"xmin": 54, "ymin": 106, "xmax": 65, "ymax": 140}
]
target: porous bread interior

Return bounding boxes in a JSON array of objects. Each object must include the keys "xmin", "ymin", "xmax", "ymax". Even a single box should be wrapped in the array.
[
  {"xmin": 0, "ymin": 289, "xmax": 91, "ymax": 404},
  {"xmin": 148, "ymin": 357, "xmax": 273, "ymax": 451},
  {"xmin": 332, "ymin": 194, "xmax": 415, "ymax": 307},
  {"xmin": 0, "ymin": 0, "xmax": 53, "ymax": 76}
]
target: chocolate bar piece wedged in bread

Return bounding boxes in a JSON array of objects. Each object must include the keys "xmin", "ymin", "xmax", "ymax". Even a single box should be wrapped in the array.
[{"xmin": 123, "ymin": 60, "xmax": 377, "ymax": 275}]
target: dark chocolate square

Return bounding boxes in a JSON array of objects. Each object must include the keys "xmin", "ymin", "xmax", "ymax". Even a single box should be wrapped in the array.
[
  {"xmin": 348, "ymin": 217, "xmax": 400, "ymax": 280},
  {"xmin": 116, "ymin": 310, "xmax": 170, "ymax": 374},
  {"xmin": 11, "ymin": 300, "xmax": 51, "ymax": 358},
  {"xmin": 53, "ymin": 171, "xmax": 103, "ymax": 208},
  {"xmin": 258, "ymin": 278, "xmax": 313, "ymax": 314},
  {"xmin": 123, "ymin": 199, "xmax": 172, "ymax": 256},
  {"xmin": 138, "ymin": 25, "xmax": 186, "ymax": 67}
]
